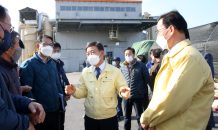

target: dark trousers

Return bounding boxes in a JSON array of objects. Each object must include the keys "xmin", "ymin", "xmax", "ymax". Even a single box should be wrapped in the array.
[
  {"xmin": 123, "ymin": 98, "xmax": 143, "ymax": 130},
  {"xmin": 85, "ymin": 115, "xmax": 119, "ymax": 130},
  {"xmin": 143, "ymin": 93, "xmax": 150, "ymax": 111},
  {"xmin": 60, "ymin": 112, "xmax": 65, "ymax": 130},
  {"xmin": 116, "ymin": 95, "xmax": 123, "ymax": 118},
  {"xmin": 34, "ymin": 110, "xmax": 60, "ymax": 130}
]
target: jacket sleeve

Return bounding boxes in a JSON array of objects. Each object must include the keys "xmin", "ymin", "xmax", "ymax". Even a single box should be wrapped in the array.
[
  {"xmin": 72, "ymin": 74, "xmax": 88, "ymax": 99},
  {"xmin": 55, "ymin": 67, "xmax": 64, "ymax": 95},
  {"xmin": 0, "ymin": 98, "xmax": 30, "ymax": 130},
  {"xmin": 140, "ymin": 55, "xmax": 214, "ymax": 127},
  {"xmin": 149, "ymin": 64, "xmax": 160, "ymax": 91},
  {"xmin": 10, "ymin": 93, "xmax": 31, "ymax": 114},
  {"xmin": 115, "ymin": 70, "xmax": 130, "ymax": 100},
  {"xmin": 63, "ymin": 69, "xmax": 70, "ymax": 86},
  {"xmin": 0, "ymin": 75, "xmax": 30, "ymax": 130},
  {"xmin": 142, "ymin": 64, "xmax": 150, "ymax": 87},
  {"xmin": 19, "ymin": 62, "xmax": 35, "ymax": 99},
  {"xmin": 204, "ymin": 53, "xmax": 214, "ymax": 78}
]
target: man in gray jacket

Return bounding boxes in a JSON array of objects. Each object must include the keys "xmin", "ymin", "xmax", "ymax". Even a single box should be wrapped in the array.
[{"xmin": 121, "ymin": 47, "xmax": 150, "ymax": 130}]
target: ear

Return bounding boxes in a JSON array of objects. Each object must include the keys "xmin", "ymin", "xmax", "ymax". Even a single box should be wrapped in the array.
[
  {"xmin": 100, "ymin": 50, "xmax": 104, "ymax": 56},
  {"xmin": 170, "ymin": 25, "xmax": 175, "ymax": 36},
  {"xmin": 36, "ymin": 44, "xmax": 39, "ymax": 49}
]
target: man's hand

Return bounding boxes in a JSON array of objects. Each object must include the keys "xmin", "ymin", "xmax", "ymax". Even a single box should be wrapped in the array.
[
  {"xmin": 120, "ymin": 87, "xmax": 131, "ymax": 98},
  {"xmin": 28, "ymin": 102, "xmax": 46, "ymax": 124},
  {"xmin": 148, "ymin": 127, "xmax": 156, "ymax": 130},
  {"xmin": 141, "ymin": 124, "xmax": 149, "ymax": 130},
  {"xmin": 28, "ymin": 122, "xmax": 35, "ymax": 130},
  {"xmin": 65, "ymin": 84, "xmax": 76, "ymax": 95},
  {"xmin": 21, "ymin": 86, "xmax": 32, "ymax": 93},
  {"xmin": 141, "ymin": 124, "xmax": 156, "ymax": 130},
  {"xmin": 65, "ymin": 95, "xmax": 71, "ymax": 101}
]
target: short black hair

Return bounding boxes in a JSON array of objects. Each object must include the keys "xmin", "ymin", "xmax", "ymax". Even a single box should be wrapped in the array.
[
  {"xmin": 11, "ymin": 31, "xmax": 20, "ymax": 47},
  {"xmin": 19, "ymin": 39, "xmax": 25, "ymax": 49},
  {"xmin": 0, "ymin": 5, "xmax": 7, "ymax": 21},
  {"xmin": 137, "ymin": 55, "xmax": 146, "ymax": 63},
  {"xmin": 149, "ymin": 49, "xmax": 154, "ymax": 55},
  {"xmin": 162, "ymin": 49, "xmax": 169, "ymax": 56},
  {"xmin": 37, "ymin": 35, "xmax": 53, "ymax": 44},
  {"xmin": 158, "ymin": 10, "xmax": 190, "ymax": 40},
  {"xmin": 153, "ymin": 49, "xmax": 162, "ymax": 58},
  {"xmin": 54, "ymin": 42, "xmax": 61, "ymax": 49},
  {"xmin": 85, "ymin": 41, "xmax": 104, "ymax": 52},
  {"xmin": 124, "ymin": 47, "xmax": 135, "ymax": 54}
]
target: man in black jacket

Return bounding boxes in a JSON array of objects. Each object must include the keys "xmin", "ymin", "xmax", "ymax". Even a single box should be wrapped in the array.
[{"xmin": 121, "ymin": 47, "xmax": 150, "ymax": 130}]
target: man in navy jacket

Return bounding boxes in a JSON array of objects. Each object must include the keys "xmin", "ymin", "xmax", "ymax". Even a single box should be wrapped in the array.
[
  {"xmin": 20, "ymin": 35, "xmax": 64, "ymax": 130},
  {"xmin": 0, "ymin": 5, "xmax": 45, "ymax": 130},
  {"xmin": 200, "ymin": 51, "xmax": 215, "ymax": 130},
  {"xmin": 51, "ymin": 42, "xmax": 70, "ymax": 130}
]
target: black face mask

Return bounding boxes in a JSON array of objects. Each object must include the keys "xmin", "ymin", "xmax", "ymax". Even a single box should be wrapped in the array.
[{"xmin": 0, "ymin": 24, "xmax": 12, "ymax": 55}]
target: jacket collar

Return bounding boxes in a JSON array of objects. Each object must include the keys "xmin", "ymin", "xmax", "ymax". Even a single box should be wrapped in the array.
[
  {"xmin": 53, "ymin": 59, "xmax": 64, "ymax": 67},
  {"xmin": 87, "ymin": 62, "xmax": 112, "ymax": 80},
  {"xmin": 0, "ymin": 57, "xmax": 17, "ymax": 70},
  {"xmin": 34, "ymin": 52, "xmax": 52, "ymax": 64},
  {"xmin": 123, "ymin": 58, "xmax": 137, "ymax": 66},
  {"xmin": 167, "ymin": 39, "xmax": 191, "ymax": 58},
  {"xmin": 152, "ymin": 61, "xmax": 161, "ymax": 65},
  {"xmin": 87, "ymin": 62, "xmax": 111, "ymax": 73}
]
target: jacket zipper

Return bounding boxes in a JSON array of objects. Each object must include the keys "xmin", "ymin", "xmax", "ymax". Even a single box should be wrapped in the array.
[{"xmin": 139, "ymin": 85, "xmax": 141, "ymax": 94}]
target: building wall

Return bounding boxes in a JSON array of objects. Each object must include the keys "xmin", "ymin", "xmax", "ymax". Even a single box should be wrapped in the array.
[
  {"xmin": 56, "ymin": 1, "xmax": 142, "ymax": 19},
  {"xmin": 56, "ymin": 31, "xmax": 143, "ymax": 72}
]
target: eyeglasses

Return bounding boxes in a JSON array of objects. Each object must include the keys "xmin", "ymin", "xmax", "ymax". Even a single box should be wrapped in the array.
[
  {"xmin": 40, "ymin": 42, "xmax": 54, "ymax": 47},
  {"xmin": 53, "ymin": 49, "xmax": 61, "ymax": 53},
  {"xmin": 155, "ymin": 28, "xmax": 166, "ymax": 35},
  {"xmin": 0, "ymin": 20, "xmax": 14, "ymax": 33}
]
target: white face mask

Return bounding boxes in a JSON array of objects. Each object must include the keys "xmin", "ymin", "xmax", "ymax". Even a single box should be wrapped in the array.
[
  {"xmin": 125, "ymin": 56, "xmax": 133, "ymax": 63},
  {"xmin": 156, "ymin": 29, "xmax": 171, "ymax": 50},
  {"xmin": 88, "ymin": 54, "xmax": 100, "ymax": 66},
  {"xmin": 52, "ymin": 53, "xmax": 61, "ymax": 60},
  {"xmin": 41, "ymin": 46, "xmax": 53, "ymax": 57}
]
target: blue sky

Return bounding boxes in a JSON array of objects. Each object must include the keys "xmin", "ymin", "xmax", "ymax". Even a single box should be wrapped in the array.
[
  {"xmin": 142, "ymin": 0, "xmax": 218, "ymax": 29},
  {"xmin": 0, "ymin": 0, "xmax": 217, "ymax": 30}
]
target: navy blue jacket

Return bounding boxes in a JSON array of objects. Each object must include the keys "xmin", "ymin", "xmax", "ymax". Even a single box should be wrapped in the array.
[
  {"xmin": 53, "ymin": 59, "xmax": 70, "ymax": 106},
  {"xmin": 200, "ymin": 51, "xmax": 215, "ymax": 128},
  {"xmin": 0, "ymin": 73, "xmax": 31, "ymax": 130},
  {"xmin": 0, "ymin": 57, "xmax": 22, "ymax": 95},
  {"xmin": 19, "ymin": 53, "xmax": 64, "ymax": 113},
  {"xmin": 121, "ymin": 60, "xmax": 150, "ymax": 99}
]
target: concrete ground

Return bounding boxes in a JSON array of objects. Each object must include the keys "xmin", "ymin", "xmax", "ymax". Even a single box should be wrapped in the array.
[{"xmin": 65, "ymin": 72, "xmax": 218, "ymax": 130}]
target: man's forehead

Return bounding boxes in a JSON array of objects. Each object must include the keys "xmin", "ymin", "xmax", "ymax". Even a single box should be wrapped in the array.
[
  {"xmin": 53, "ymin": 47, "xmax": 60, "ymax": 50},
  {"xmin": 157, "ymin": 19, "xmax": 164, "ymax": 28},
  {"xmin": 125, "ymin": 50, "xmax": 132, "ymax": 54},
  {"xmin": 87, "ymin": 46, "xmax": 98, "ymax": 52},
  {"xmin": 42, "ymin": 37, "xmax": 52, "ymax": 43}
]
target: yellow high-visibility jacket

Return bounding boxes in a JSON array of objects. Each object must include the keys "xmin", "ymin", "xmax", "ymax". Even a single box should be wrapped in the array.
[
  {"xmin": 73, "ymin": 63, "xmax": 129, "ymax": 119},
  {"xmin": 140, "ymin": 39, "xmax": 214, "ymax": 130}
]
